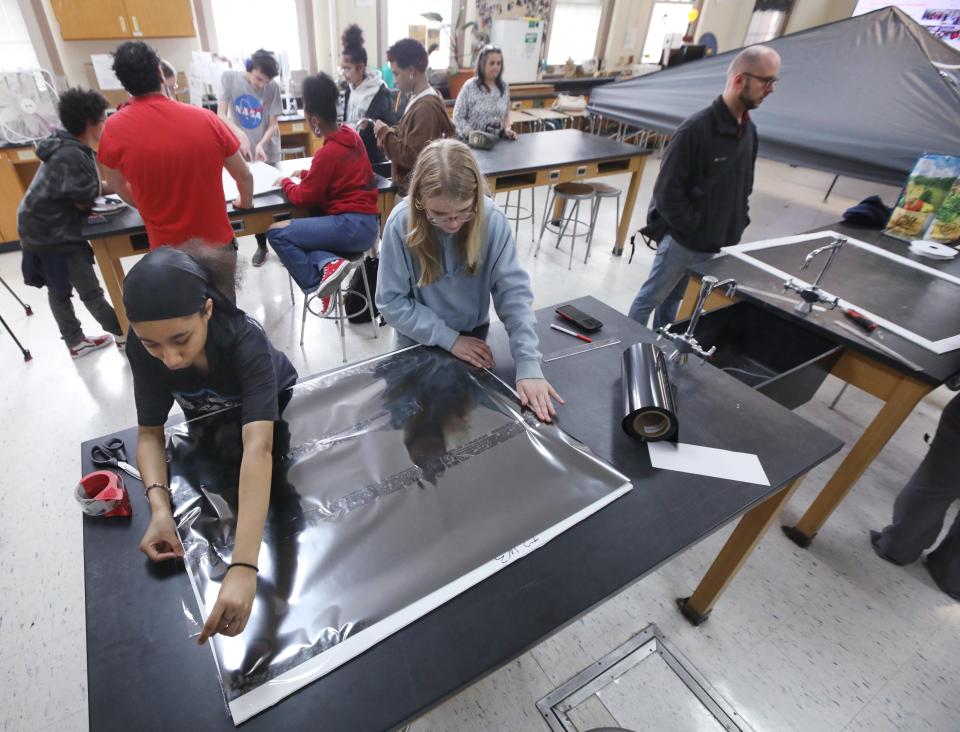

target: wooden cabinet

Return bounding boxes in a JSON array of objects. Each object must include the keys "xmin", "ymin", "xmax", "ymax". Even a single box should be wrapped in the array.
[
  {"xmin": 51, "ymin": 0, "xmax": 195, "ymax": 40},
  {"xmin": 0, "ymin": 147, "xmax": 41, "ymax": 244},
  {"xmin": 0, "ymin": 157, "xmax": 24, "ymax": 242},
  {"xmin": 278, "ymin": 120, "xmax": 324, "ymax": 156},
  {"xmin": 52, "ymin": 0, "xmax": 130, "ymax": 40},
  {"xmin": 122, "ymin": 0, "xmax": 197, "ymax": 38}
]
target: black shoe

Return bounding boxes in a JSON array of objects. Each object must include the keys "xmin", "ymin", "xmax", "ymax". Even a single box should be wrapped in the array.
[
  {"xmin": 870, "ymin": 530, "xmax": 908, "ymax": 566},
  {"xmin": 252, "ymin": 245, "xmax": 268, "ymax": 267}
]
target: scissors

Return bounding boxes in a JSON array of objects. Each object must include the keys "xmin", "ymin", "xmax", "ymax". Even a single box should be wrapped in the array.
[{"xmin": 90, "ymin": 438, "xmax": 142, "ymax": 481}]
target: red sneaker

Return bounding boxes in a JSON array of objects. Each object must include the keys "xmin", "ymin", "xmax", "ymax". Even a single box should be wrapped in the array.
[
  {"xmin": 69, "ymin": 334, "xmax": 114, "ymax": 359},
  {"xmin": 317, "ymin": 258, "xmax": 349, "ymax": 315}
]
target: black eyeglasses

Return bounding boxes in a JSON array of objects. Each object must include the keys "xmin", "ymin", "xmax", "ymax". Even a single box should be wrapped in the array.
[{"xmin": 741, "ymin": 72, "xmax": 778, "ymax": 88}]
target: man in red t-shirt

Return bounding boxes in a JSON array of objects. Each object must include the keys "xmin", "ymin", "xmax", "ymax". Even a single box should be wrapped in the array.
[{"xmin": 99, "ymin": 41, "xmax": 253, "ymax": 249}]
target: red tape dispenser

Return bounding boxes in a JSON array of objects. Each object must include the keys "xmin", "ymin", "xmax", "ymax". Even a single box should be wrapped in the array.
[{"xmin": 75, "ymin": 470, "xmax": 132, "ymax": 518}]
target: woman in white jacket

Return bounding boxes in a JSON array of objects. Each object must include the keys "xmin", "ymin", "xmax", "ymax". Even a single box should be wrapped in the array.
[{"xmin": 340, "ymin": 24, "xmax": 396, "ymax": 173}]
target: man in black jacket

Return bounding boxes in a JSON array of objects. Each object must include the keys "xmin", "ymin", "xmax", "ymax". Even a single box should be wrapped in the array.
[{"xmin": 628, "ymin": 45, "xmax": 781, "ymax": 327}]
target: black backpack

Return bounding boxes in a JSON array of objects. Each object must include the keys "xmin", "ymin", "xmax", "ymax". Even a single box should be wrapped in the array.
[{"xmin": 343, "ymin": 255, "xmax": 381, "ymax": 324}]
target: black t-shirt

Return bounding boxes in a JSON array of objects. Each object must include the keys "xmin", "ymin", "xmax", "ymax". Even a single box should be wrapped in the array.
[{"xmin": 127, "ymin": 310, "xmax": 298, "ymax": 427}]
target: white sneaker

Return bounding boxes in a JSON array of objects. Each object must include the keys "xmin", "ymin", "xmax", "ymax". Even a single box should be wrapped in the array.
[
  {"xmin": 69, "ymin": 334, "xmax": 114, "ymax": 359},
  {"xmin": 115, "ymin": 334, "xmax": 127, "ymax": 352}
]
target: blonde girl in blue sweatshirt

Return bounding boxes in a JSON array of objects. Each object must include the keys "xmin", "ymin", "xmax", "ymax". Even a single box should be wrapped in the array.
[{"xmin": 376, "ymin": 139, "xmax": 562, "ymax": 422}]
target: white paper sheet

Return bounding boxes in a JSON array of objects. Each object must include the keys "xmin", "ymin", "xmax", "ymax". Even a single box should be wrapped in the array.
[
  {"xmin": 647, "ymin": 441, "xmax": 770, "ymax": 486},
  {"xmin": 277, "ymin": 156, "xmax": 313, "ymax": 178},
  {"xmin": 221, "ymin": 160, "xmax": 282, "ymax": 202},
  {"xmin": 91, "ymin": 54, "xmax": 123, "ymax": 91}
]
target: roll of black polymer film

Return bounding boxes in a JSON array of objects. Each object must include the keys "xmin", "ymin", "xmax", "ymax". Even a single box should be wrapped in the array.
[{"xmin": 620, "ymin": 343, "xmax": 679, "ymax": 442}]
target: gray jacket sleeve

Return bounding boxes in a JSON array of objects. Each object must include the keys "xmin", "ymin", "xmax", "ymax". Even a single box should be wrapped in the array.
[
  {"xmin": 376, "ymin": 209, "xmax": 461, "ymax": 351},
  {"xmin": 487, "ymin": 207, "xmax": 543, "ymax": 380}
]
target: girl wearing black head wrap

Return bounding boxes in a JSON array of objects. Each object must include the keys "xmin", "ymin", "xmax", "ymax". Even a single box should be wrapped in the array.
[{"xmin": 123, "ymin": 244, "xmax": 298, "ymax": 644}]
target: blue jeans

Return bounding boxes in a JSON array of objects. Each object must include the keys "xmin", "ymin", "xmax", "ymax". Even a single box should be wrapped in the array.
[
  {"xmin": 266, "ymin": 213, "xmax": 379, "ymax": 291},
  {"xmin": 628, "ymin": 234, "xmax": 713, "ymax": 329}
]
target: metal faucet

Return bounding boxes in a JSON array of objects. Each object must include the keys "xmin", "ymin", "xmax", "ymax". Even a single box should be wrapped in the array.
[
  {"xmin": 658, "ymin": 275, "xmax": 737, "ymax": 365},
  {"xmin": 784, "ymin": 237, "xmax": 845, "ymax": 315}
]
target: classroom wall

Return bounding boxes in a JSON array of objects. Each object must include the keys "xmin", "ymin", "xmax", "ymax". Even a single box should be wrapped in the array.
[
  {"xmin": 602, "ymin": 0, "xmax": 858, "ymax": 68},
  {"xmin": 603, "ymin": 0, "xmax": 656, "ymax": 69},
  {"xmin": 24, "ymin": 0, "xmax": 860, "ymax": 92},
  {"xmin": 784, "ymin": 0, "xmax": 858, "ymax": 35},
  {"xmin": 32, "ymin": 0, "xmax": 202, "ymax": 89},
  {"xmin": 696, "ymin": 0, "xmax": 756, "ymax": 54},
  {"xmin": 341, "ymin": 0, "xmax": 379, "ymax": 62},
  {"xmin": 334, "ymin": 0, "xmax": 379, "ymax": 68}
]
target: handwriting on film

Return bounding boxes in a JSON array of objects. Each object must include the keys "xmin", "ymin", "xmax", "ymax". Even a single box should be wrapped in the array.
[{"xmin": 496, "ymin": 537, "xmax": 541, "ymax": 564}]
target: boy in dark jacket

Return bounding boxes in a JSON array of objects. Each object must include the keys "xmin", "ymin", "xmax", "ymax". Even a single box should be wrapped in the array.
[
  {"xmin": 628, "ymin": 45, "xmax": 780, "ymax": 329},
  {"xmin": 18, "ymin": 88, "xmax": 124, "ymax": 358},
  {"xmin": 373, "ymin": 38, "xmax": 455, "ymax": 196}
]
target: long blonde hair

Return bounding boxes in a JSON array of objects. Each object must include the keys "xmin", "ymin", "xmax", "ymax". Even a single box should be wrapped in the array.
[{"xmin": 406, "ymin": 139, "xmax": 488, "ymax": 286}]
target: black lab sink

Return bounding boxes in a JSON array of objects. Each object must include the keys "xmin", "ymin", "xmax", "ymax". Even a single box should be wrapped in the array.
[{"xmin": 670, "ymin": 300, "xmax": 843, "ymax": 409}]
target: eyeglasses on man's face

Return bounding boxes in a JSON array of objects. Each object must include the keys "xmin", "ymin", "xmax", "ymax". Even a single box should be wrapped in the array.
[{"xmin": 741, "ymin": 72, "xmax": 778, "ymax": 88}]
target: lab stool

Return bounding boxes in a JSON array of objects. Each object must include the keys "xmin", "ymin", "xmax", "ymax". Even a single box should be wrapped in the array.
[
  {"xmin": 281, "ymin": 145, "xmax": 307, "ymax": 160},
  {"xmin": 536, "ymin": 182, "xmax": 596, "ymax": 269},
  {"xmin": 586, "ymin": 181, "xmax": 624, "ymax": 256},
  {"xmin": 500, "ymin": 187, "xmax": 536, "ymax": 242},
  {"xmin": 289, "ymin": 251, "xmax": 378, "ymax": 362}
]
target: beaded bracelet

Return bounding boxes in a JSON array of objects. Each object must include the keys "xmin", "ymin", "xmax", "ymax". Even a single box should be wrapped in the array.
[{"xmin": 144, "ymin": 483, "xmax": 171, "ymax": 501}]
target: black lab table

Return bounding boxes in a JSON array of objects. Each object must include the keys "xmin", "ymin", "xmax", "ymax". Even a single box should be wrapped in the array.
[
  {"xmin": 82, "ymin": 297, "xmax": 840, "ymax": 730},
  {"xmin": 675, "ymin": 224, "xmax": 960, "ymax": 564}
]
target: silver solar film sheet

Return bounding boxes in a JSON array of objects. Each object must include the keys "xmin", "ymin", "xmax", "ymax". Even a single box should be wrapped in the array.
[{"xmin": 168, "ymin": 346, "xmax": 632, "ymax": 724}]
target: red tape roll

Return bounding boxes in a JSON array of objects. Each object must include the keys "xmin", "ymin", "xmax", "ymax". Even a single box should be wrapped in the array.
[{"xmin": 75, "ymin": 470, "xmax": 132, "ymax": 518}]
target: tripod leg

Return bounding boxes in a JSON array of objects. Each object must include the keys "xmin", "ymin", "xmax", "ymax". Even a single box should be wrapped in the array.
[
  {"xmin": 0, "ymin": 313, "xmax": 32, "ymax": 361},
  {"xmin": 0, "ymin": 275, "xmax": 32, "ymax": 316}
]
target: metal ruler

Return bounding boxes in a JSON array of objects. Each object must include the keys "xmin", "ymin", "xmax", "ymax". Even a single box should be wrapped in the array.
[
  {"xmin": 543, "ymin": 337, "xmax": 622, "ymax": 363},
  {"xmin": 735, "ymin": 284, "xmax": 827, "ymax": 312}
]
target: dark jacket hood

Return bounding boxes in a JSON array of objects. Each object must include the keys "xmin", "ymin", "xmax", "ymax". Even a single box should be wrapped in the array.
[{"xmin": 36, "ymin": 129, "xmax": 90, "ymax": 162}]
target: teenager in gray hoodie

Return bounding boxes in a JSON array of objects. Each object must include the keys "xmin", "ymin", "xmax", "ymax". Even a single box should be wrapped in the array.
[
  {"xmin": 377, "ymin": 139, "xmax": 562, "ymax": 423},
  {"xmin": 18, "ymin": 88, "xmax": 124, "ymax": 359}
]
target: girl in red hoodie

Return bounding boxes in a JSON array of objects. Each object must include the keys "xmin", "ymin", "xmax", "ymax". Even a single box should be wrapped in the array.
[{"xmin": 266, "ymin": 72, "xmax": 379, "ymax": 312}]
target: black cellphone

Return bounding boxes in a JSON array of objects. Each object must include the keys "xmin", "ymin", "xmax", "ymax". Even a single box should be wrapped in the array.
[{"xmin": 555, "ymin": 304, "xmax": 603, "ymax": 333}]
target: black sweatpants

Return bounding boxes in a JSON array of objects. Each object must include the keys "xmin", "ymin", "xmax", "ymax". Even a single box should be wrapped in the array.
[{"xmin": 875, "ymin": 392, "xmax": 960, "ymax": 597}]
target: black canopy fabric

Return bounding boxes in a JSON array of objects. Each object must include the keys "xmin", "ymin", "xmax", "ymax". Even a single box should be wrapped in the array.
[{"xmin": 587, "ymin": 8, "xmax": 960, "ymax": 186}]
